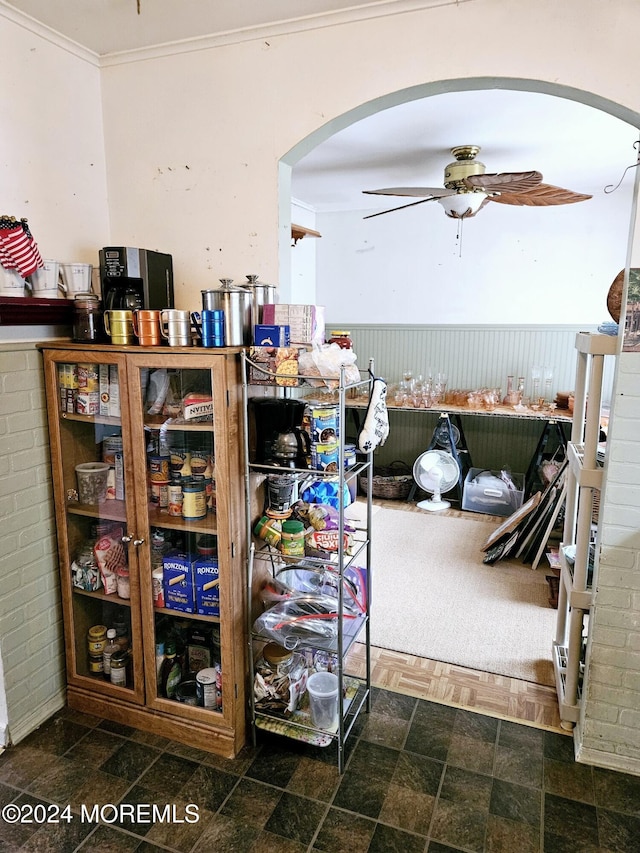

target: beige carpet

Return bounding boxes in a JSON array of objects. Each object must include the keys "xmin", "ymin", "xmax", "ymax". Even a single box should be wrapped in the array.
[{"xmin": 369, "ymin": 505, "xmax": 557, "ymax": 685}]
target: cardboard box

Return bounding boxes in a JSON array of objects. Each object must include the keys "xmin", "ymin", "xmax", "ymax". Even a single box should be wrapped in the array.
[
  {"xmin": 254, "ymin": 324, "xmax": 290, "ymax": 347},
  {"xmin": 99, "ymin": 364, "xmax": 110, "ymax": 416},
  {"xmin": 194, "ymin": 558, "xmax": 220, "ymax": 616},
  {"xmin": 162, "ymin": 552, "xmax": 195, "ymax": 613},
  {"xmin": 109, "ymin": 364, "xmax": 121, "ymax": 418},
  {"xmin": 262, "ymin": 304, "xmax": 325, "ymax": 346},
  {"xmin": 462, "ymin": 468, "xmax": 524, "ymax": 517}
]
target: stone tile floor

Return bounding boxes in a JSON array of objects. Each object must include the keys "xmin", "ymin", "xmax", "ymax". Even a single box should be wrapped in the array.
[{"xmin": 0, "ymin": 689, "xmax": 639, "ymax": 852}]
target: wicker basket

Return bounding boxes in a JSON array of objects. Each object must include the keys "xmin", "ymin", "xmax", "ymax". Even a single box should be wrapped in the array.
[{"xmin": 359, "ymin": 460, "xmax": 413, "ymax": 500}]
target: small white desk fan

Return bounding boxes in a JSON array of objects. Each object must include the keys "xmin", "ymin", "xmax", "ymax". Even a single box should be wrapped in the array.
[{"xmin": 412, "ymin": 449, "xmax": 460, "ymax": 512}]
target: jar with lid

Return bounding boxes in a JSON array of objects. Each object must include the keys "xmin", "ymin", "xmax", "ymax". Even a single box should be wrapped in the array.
[
  {"xmin": 87, "ymin": 625, "xmax": 107, "ymax": 656},
  {"xmin": 110, "ymin": 649, "xmax": 128, "ymax": 687},
  {"xmin": 72, "ymin": 293, "xmax": 103, "ymax": 343},
  {"xmin": 254, "ymin": 643, "xmax": 307, "ymax": 713},
  {"xmin": 280, "ymin": 520, "xmax": 305, "ymax": 557},
  {"xmin": 328, "ymin": 330, "xmax": 352, "ymax": 349}
]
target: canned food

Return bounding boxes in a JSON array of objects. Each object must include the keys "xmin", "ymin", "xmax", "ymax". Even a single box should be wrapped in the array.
[
  {"xmin": 149, "ymin": 455, "xmax": 170, "ymax": 482},
  {"xmin": 309, "ymin": 406, "xmax": 338, "ymax": 444},
  {"xmin": 196, "ymin": 666, "xmax": 222, "ymax": 710},
  {"xmin": 150, "ymin": 481, "xmax": 169, "ymax": 508},
  {"xmin": 167, "ymin": 483, "xmax": 183, "ymax": 516},
  {"xmin": 77, "ymin": 363, "xmax": 99, "ymax": 391},
  {"xmin": 311, "ymin": 442, "xmax": 339, "ymax": 472},
  {"xmin": 182, "ymin": 481, "xmax": 207, "ymax": 520}
]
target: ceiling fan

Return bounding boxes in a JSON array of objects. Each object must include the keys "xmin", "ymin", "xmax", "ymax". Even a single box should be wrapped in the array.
[{"xmin": 363, "ymin": 145, "xmax": 592, "ymax": 220}]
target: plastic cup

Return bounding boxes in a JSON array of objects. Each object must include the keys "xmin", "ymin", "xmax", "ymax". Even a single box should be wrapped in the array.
[
  {"xmin": 76, "ymin": 462, "xmax": 110, "ymax": 504},
  {"xmin": 306, "ymin": 671, "xmax": 339, "ymax": 729}
]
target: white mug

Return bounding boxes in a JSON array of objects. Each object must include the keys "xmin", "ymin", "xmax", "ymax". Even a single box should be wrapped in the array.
[
  {"xmin": 28, "ymin": 260, "xmax": 61, "ymax": 294},
  {"xmin": 60, "ymin": 263, "xmax": 93, "ymax": 296},
  {"xmin": 0, "ymin": 267, "xmax": 26, "ymax": 296}
]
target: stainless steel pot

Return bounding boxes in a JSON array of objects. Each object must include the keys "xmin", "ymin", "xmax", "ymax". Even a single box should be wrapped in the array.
[
  {"xmin": 244, "ymin": 274, "xmax": 278, "ymax": 329},
  {"xmin": 201, "ymin": 279, "xmax": 252, "ymax": 345}
]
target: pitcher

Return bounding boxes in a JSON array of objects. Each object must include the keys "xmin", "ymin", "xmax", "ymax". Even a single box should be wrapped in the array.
[
  {"xmin": 161, "ymin": 309, "xmax": 192, "ymax": 346},
  {"xmin": 133, "ymin": 309, "xmax": 163, "ymax": 346},
  {"xmin": 104, "ymin": 309, "xmax": 135, "ymax": 345}
]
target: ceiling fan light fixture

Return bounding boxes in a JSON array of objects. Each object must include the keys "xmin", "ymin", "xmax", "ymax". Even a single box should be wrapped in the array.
[{"xmin": 438, "ymin": 191, "xmax": 488, "ymax": 219}]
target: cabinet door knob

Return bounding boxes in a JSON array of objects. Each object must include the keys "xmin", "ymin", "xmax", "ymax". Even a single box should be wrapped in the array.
[
  {"xmin": 120, "ymin": 534, "xmax": 133, "ymax": 543},
  {"xmin": 133, "ymin": 538, "xmax": 145, "ymax": 547}
]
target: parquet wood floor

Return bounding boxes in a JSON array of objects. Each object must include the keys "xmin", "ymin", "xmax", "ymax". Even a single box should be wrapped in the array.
[{"xmin": 349, "ymin": 497, "xmax": 565, "ymax": 734}]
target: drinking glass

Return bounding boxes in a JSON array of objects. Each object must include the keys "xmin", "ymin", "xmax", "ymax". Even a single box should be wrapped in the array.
[
  {"xmin": 531, "ymin": 365, "xmax": 542, "ymax": 403},
  {"xmin": 543, "ymin": 366, "xmax": 553, "ymax": 405}
]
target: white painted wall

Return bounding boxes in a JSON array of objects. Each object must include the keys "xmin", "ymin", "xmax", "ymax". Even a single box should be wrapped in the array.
[
  {"xmin": 0, "ymin": 17, "xmax": 108, "ymax": 742},
  {"xmin": 1, "ymin": 0, "xmax": 640, "ymax": 769},
  {"xmin": 314, "ymin": 198, "xmax": 633, "ymax": 324}
]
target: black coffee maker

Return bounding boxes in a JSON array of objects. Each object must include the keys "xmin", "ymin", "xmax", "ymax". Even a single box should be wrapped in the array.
[{"xmin": 252, "ymin": 398, "xmax": 310, "ymax": 468}]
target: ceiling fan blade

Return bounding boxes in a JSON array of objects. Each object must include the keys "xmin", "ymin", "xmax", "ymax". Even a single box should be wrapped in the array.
[
  {"xmin": 363, "ymin": 197, "xmax": 440, "ymax": 219},
  {"xmin": 487, "ymin": 182, "xmax": 592, "ymax": 206},
  {"xmin": 465, "ymin": 171, "xmax": 542, "ymax": 193},
  {"xmin": 362, "ymin": 187, "xmax": 454, "ymax": 198}
]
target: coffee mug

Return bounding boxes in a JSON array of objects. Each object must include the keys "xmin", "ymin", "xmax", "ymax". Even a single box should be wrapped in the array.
[
  {"xmin": 60, "ymin": 262, "xmax": 93, "ymax": 296},
  {"xmin": 192, "ymin": 309, "xmax": 225, "ymax": 348},
  {"xmin": 161, "ymin": 309, "xmax": 192, "ymax": 347},
  {"xmin": 0, "ymin": 267, "xmax": 27, "ymax": 296},
  {"xmin": 28, "ymin": 260, "xmax": 62, "ymax": 295},
  {"xmin": 104, "ymin": 309, "xmax": 135, "ymax": 345},
  {"xmin": 133, "ymin": 309, "xmax": 162, "ymax": 346}
]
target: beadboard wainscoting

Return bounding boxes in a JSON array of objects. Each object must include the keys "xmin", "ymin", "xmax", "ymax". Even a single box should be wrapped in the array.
[{"xmin": 332, "ymin": 324, "xmax": 615, "ymax": 473}]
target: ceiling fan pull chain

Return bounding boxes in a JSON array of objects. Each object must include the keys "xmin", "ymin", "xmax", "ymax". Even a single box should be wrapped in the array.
[{"xmin": 604, "ymin": 138, "xmax": 640, "ymax": 194}]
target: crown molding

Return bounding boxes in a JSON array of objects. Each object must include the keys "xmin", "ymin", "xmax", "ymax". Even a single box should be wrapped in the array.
[
  {"xmin": 1, "ymin": 0, "xmax": 471, "ymax": 67},
  {"xmin": 0, "ymin": 2, "xmax": 99, "ymax": 66}
]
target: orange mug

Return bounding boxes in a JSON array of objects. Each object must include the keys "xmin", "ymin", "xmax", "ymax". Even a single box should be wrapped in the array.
[{"xmin": 133, "ymin": 309, "xmax": 162, "ymax": 346}]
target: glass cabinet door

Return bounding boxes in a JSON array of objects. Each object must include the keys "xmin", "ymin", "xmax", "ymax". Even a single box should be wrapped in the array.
[
  {"xmin": 126, "ymin": 357, "xmax": 225, "ymax": 720},
  {"xmin": 44, "ymin": 352, "xmax": 145, "ymax": 704}
]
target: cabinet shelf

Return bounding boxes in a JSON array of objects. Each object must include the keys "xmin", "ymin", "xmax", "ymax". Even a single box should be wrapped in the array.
[
  {"xmin": 41, "ymin": 344, "xmax": 247, "ymax": 759},
  {"xmin": 73, "ymin": 587, "xmax": 133, "ymax": 608},
  {"xmin": 61, "ymin": 412, "xmax": 121, "ymax": 427},
  {"xmin": 152, "ymin": 605, "xmax": 220, "ymax": 624},
  {"xmin": 147, "ymin": 505, "xmax": 217, "ymax": 534},
  {"xmin": 67, "ymin": 501, "xmax": 127, "ymax": 522}
]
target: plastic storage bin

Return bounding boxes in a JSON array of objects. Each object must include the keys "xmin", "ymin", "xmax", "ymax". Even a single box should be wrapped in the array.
[{"xmin": 462, "ymin": 468, "xmax": 524, "ymax": 517}]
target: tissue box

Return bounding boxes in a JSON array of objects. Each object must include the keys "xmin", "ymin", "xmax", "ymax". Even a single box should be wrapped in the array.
[
  {"xmin": 262, "ymin": 304, "xmax": 324, "ymax": 346},
  {"xmin": 462, "ymin": 468, "xmax": 525, "ymax": 517}
]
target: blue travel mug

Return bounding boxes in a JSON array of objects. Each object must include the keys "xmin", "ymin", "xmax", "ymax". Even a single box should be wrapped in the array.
[{"xmin": 202, "ymin": 309, "xmax": 225, "ymax": 347}]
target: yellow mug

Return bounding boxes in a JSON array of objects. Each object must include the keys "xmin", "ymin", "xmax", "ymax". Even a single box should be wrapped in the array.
[{"xmin": 104, "ymin": 309, "xmax": 135, "ymax": 345}]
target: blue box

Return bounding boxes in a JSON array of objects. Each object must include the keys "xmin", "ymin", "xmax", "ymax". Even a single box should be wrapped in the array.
[
  {"xmin": 194, "ymin": 558, "xmax": 220, "ymax": 616},
  {"xmin": 254, "ymin": 324, "xmax": 290, "ymax": 347},
  {"xmin": 162, "ymin": 552, "xmax": 195, "ymax": 613}
]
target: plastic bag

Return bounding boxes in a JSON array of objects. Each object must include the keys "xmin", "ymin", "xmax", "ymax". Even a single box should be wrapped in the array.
[
  {"xmin": 298, "ymin": 343, "xmax": 360, "ymax": 389},
  {"xmin": 253, "ymin": 595, "xmax": 355, "ymax": 649}
]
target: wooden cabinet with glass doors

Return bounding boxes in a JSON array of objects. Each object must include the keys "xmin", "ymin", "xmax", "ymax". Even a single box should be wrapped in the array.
[{"xmin": 40, "ymin": 343, "xmax": 246, "ymax": 758}]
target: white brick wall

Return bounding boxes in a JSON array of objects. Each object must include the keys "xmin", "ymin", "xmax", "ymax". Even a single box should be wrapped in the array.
[
  {"xmin": 0, "ymin": 343, "xmax": 66, "ymax": 744},
  {"xmin": 579, "ymin": 349, "xmax": 640, "ymax": 775}
]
